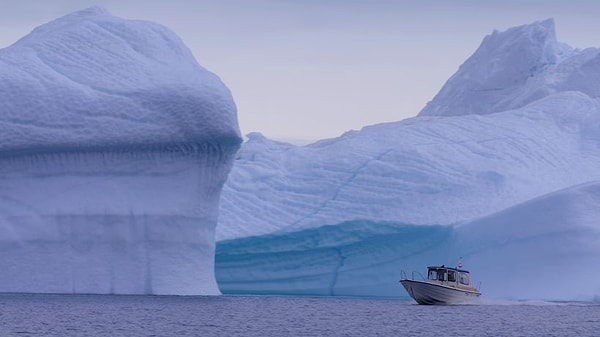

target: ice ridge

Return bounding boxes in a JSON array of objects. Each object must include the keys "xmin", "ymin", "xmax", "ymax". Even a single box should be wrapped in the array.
[{"xmin": 419, "ymin": 18, "xmax": 578, "ymax": 117}]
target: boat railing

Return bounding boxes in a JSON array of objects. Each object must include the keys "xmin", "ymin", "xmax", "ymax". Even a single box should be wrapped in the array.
[
  {"xmin": 413, "ymin": 271, "xmax": 426, "ymax": 281},
  {"xmin": 400, "ymin": 270, "xmax": 426, "ymax": 281}
]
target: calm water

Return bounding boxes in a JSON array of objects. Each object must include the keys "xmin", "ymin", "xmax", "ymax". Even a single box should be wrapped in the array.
[{"xmin": 0, "ymin": 294, "xmax": 598, "ymax": 336}]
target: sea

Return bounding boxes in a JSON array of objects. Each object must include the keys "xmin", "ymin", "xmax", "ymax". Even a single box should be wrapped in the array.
[{"xmin": 0, "ymin": 294, "xmax": 598, "ymax": 337}]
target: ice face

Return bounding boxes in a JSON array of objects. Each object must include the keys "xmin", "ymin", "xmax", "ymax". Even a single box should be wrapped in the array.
[
  {"xmin": 217, "ymin": 182, "xmax": 600, "ymax": 300},
  {"xmin": 0, "ymin": 8, "xmax": 241, "ymax": 295},
  {"xmin": 456, "ymin": 181, "xmax": 600, "ymax": 301},
  {"xmin": 216, "ymin": 20, "xmax": 600, "ymax": 300}
]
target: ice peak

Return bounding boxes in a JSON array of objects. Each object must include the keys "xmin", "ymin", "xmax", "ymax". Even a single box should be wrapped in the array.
[
  {"xmin": 488, "ymin": 18, "xmax": 555, "ymax": 40},
  {"xmin": 246, "ymin": 132, "xmax": 268, "ymax": 141},
  {"xmin": 64, "ymin": 5, "xmax": 110, "ymax": 17},
  {"xmin": 419, "ymin": 18, "xmax": 576, "ymax": 117},
  {"xmin": 484, "ymin": 18, "xmax": 561, "ymax": 64}
]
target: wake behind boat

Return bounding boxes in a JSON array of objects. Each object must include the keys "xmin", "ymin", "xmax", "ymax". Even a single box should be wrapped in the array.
[{"xmin": 400, "ymin": 265, "xmax": 481, "ymax": 305}]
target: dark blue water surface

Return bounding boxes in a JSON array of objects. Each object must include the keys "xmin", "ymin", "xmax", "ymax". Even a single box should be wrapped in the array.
[{"xmin": 0, "ymin": 294, "xmax": 598, "ymax": 336}]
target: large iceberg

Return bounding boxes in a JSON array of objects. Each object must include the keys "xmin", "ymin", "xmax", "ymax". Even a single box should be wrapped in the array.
[
  {"xmin": 216, "ymin": 19, "xmax": 600, "ymax": 300},
  {"xmin": 217, "ymin": 182, "xmax": 600, "ymax": 300},
  {"xmin": 0, "ymin": 7, "xmax": 241, "ymax": 295}
]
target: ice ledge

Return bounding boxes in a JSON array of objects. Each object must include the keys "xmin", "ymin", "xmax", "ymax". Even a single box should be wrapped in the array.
[{"xmin": 0, "ymin": 137, "xmax": 243, "ymax": 160}]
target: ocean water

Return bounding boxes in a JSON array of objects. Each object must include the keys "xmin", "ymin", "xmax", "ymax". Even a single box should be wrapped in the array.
[{"xmin": 0, "ymin": 294, "xmax": 598, "ymax": 336}]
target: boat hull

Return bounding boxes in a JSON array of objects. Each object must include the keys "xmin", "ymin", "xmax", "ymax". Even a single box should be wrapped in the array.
[{"xmin": 400, "ymin": 279, "xmax": 481, "ymax": 305}]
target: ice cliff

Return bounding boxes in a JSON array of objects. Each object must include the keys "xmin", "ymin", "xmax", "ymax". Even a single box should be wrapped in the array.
[
  {"xmin": 0, "ymin": 7, "xmax": 241, "ymax": 295},
  {"xmin": 216, "ymin": 19, "xmax": 600, "ymax": 300}
]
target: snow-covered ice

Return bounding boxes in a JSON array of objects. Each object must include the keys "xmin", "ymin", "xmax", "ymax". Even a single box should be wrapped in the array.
[
  {"xmin": 219, "ymin": 93, "xmax": 600, "ymax": 241},
  {"xmin": 419, "ymin": 19, "xmax": 574, "ymax": 117},
  {"xmin": 0, "ymin": 7, "xmax": 241, "ymax": 295},
  {"xmin": 216, "ymin": 19, "xmax": 600, "ymax": 300}
]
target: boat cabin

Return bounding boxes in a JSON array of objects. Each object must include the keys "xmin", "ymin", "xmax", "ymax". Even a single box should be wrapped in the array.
[{"xmin": 427, "ymin": 265, "xmax": 473, "ymax": 288}]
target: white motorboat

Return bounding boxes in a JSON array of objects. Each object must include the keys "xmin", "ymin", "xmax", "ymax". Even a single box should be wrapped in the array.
[{"xmin": 400, "ymin": 265, "xmax": 481, "ymax": 305}]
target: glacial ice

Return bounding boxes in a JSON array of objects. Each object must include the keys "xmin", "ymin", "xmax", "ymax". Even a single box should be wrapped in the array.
[
  {"xmin": 217, "ymin": 182, "xmax": 600, "ymax": 300},
  {"xmin": 219, "ymin": 91, "xmax": 600, "ymax": 241},
  {"xmin": 216, "ymin": 19, "xmax": 600, "ymax": 300},
  {"xmin": 419, "ymin": 19, "xmax": 576, "ymax": 117},
  {"xmin": 457, "ymin": 181, "xmax": 600, "ymax": 300},
  {"xmin": 0, "ymin": 7, "xmax": 241, "ymax": 295}
]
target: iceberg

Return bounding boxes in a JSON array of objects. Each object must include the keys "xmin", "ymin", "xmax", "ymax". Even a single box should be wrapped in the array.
[
  {"xmin": 216, "ymin": 19, "xmax": 600, "ymax": 300},
  {"xmin": 457, "ymin": 181, "xmax": 600, "ymax": 301},
  {"xmin": 419, "ymin": 19, "xmax": 574, "ymax": 117},
  {"xmin": 217, "ymin": 182, "xmax": 600, "ymax": 300},
  {"xmin": 0, "ymin": 7, "xmax": 241, "ymax": 295}
]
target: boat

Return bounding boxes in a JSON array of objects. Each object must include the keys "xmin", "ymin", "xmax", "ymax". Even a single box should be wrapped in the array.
[{"xmin": 400, "ymin": 265, "xmax": 481, "ymax": 305}]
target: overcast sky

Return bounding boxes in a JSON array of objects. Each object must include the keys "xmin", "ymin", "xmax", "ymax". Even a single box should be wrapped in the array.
[{"xmin": 2, "ymin": 1, "xmax": 600, "ymax": 142}]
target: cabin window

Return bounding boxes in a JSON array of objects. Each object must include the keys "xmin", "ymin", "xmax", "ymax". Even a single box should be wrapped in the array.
[
  {"xmin": 459, "ymin": 273, "xmax": 470, "ymax": 286},
  {"xmin": 437, "ymin": 269, "xmax": 446, "ymax": 281},
  {"xmin": 447, "ymin": 270, "xmax": 456, "ymax": 282},
  {"xmin": 428, "ymin": 270, "xmax": 438, "ymax": 280}
]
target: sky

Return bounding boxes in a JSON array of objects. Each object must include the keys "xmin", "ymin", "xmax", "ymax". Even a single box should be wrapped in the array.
[{"xmin": 2, "ymin": 1, "xmax": 600, "ymax": 142}]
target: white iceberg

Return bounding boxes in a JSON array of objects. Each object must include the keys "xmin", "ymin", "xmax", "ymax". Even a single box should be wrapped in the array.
[
  {"xmin": 217, "ymin": 182, "xmax": 600, "ymax": 300},
  {"xmin": 216, "ymin": 19, "xmax": 600, "ymax": 300},
  {"xmin": 0, "ymin": 7, "xmax": 241, "ymax": 295}
]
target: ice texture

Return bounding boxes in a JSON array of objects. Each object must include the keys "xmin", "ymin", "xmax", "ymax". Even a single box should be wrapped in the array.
[
  {"xmin": 0, "ymin": 7, "xmax": 241, "ymax": 295},
  {"xmin": 216, "ymin": 19, "xmax": 600, "ymax": 300},
  {"xmin": 219, "ymin": 92, "xmax": 600, "ymax": 240},
  {"xmin": 217, "ymin": 182, "xmax": 600, "ymax": 300},
  {"xmin": 419, "ymin": 19, "xmax": 587, "ymax": 117}
]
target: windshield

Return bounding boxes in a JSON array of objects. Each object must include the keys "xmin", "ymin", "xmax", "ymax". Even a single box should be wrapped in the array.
[
  {"xmin": 447, "ymin": 270, "xmax": 456, "ymax": 282},
  {"xmin": 459, "ymin": 272, "xmax": 471, "ymax": 286}
]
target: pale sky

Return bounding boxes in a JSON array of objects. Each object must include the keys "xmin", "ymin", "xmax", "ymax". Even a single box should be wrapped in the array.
[{"xmin": 2, "ymin": 1, "xmax": 600, "ymax": 142}]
